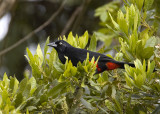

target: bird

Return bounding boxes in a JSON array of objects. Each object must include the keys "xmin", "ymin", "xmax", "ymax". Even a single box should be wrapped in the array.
[{"xmin": 47, "ymin": 40, "xmax": 136, "ymax": 74}]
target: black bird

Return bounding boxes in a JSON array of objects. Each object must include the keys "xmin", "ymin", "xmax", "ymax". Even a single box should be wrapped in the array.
[{"xmin": 47, "ymin": 40, "xmax": 136, "ymax": 74}]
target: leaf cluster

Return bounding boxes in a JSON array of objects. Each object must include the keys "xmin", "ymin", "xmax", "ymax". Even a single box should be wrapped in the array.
[{"xmin": 0, "ymin": 0, "xmax": 160, "ymax": 113}]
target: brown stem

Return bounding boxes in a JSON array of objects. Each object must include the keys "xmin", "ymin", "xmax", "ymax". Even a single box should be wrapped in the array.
[
  {"xmin": 60, "ymin": 6, "xmax": 82, "ymax": 36},
  {"xmin": 0, "ymin": 0, "xmax": 16, "ymax": 18},
  {"xmin": 72, "ymin": 0, "xmax": 91, "ymax": 33},
  {"xmin": 0, "ymin": 0, "xmax": 66, "ymax": 57}
]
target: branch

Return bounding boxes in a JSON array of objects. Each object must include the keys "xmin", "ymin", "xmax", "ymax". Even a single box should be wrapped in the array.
[
  {"xmin": 0, "ymin": 0, "xmax": 16, "ymax": 18},
  {"xmin": 72, "ymin": 0, "xmax": 91, "ymax": 33},
  {"xmin": 60, "ymin": 6, "xmax": 82, "ymax": 36},
  {"xmin": 0, "ymin": 0, "xmax": 66, "ymax": 56}
]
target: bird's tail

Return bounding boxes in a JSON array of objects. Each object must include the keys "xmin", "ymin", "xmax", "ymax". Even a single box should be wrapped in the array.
[
  {"xmin": 116, "ymin": 61, "xmax": 157, "ymax": 72},
  {"xmin": 116, "ymin": 61, "xmax": 135, "ymax": 69}
]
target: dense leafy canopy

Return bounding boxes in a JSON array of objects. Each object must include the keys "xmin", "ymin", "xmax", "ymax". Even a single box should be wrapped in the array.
[{"xmin": 0, "ymin": 0, "xmax": 160, "ymax": 113}]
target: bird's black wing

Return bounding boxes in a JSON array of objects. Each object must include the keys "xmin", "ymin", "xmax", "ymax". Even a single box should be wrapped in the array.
[
  {"xmin": 65, "ymin": 47, "xmax": 89, "ymax": 65},
  {"xmin": 66, "ymin": 46, "xmax": 117, "ymax": 65},
  {"xmin": 86, "ymin": 50, "xmax": 116, "ymax": 62}
]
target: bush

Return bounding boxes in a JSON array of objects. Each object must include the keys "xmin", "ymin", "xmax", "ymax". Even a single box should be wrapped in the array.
[{"xmin": 0, "ymin": 0, "xmax": 160, "ymax": 113}]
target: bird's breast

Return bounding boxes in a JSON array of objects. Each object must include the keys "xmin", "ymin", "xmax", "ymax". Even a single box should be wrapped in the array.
[{"xmin": 58, "ymin": 53, "xmax": 66, "ymax": 64}]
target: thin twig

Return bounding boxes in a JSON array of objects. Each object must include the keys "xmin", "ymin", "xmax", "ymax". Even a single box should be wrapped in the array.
[
  {"xmin": 0, "ymin": 0, "xmax": 16, "ymax": 18},
  {"xmin": 19, "ymin": 0, "xmax": 57, "ymax": 3},
  {"xmin": 0, "ymin": 0, "xmax": 66, "ymax": 56},
  {"xmin": 72, "ymin": 0, "xmax": 91, "ymax": 33},
  {"xmin": 60, "ymin": 6, "xmax": 82, "ymax": 36}
]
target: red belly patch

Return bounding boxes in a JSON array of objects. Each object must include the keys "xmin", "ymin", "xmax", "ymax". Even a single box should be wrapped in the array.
[{"xmin": 106, "ymin": 62, "xmax": 120, "ymax": 70}]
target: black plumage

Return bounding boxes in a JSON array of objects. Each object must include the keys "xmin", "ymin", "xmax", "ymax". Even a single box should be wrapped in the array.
[{"xmin": 48, "ymin": 40, "xmax": 135, "ymax": 73}]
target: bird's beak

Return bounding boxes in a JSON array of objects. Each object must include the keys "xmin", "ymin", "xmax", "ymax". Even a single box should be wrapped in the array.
[{"xmin": 47, "ymin": 42, "xmax": 57, "ymax": 47}]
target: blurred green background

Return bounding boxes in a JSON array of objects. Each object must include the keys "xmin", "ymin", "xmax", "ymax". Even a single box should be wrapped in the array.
[
  {"xmin": 0, "ymin": 0, "xmax": 160, "ymax": 81},
  {"xmin": 0, "ymin": 0, "xmax": 112, "ymax": 80}
]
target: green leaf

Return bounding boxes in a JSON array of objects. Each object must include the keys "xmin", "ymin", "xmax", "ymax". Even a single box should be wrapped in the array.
[
  {"xmin": 142, "ymin": 59, "xmax": 146, "ymax": 72},
  {"xmin": 100, "ymin": 12, "xmax": 108, "ymax": 22},
  {"xmin": 113, "ymin": 98, "xmax": 122, "ymax": 113},
  {"xmin": 111, "ymin": 85, "xmax": 116, "ymax": 98},
  {"xmin": 53, "ymin": 61, "xmax": 64, "ymax": 73},
  {"xmin": 43, "ymin": 37, "xmax": 50, "ymax": 67},
  {"xmin": 14, "ymin": 93, "xmax": 23, "ymax": 108},
  {"xmin": 29, "ymin": 77, "xmax": 37, "ymax": 95},
  {"xmin": 64, "ymin": 60, "xmax": 77, "ymax": 77},
  {"xmin": 48, "ymin": 82, "xmax": 68, "ymax": 98},
  {"xmin": 125, "ymin": 72, "xmax": 134, "ymax": 87},
  {"xmin": 49, "ymin": 49, "xmax": 57, "ymax": 70},
  {"xmin": 117, "ymin": 10, "xmax": 128, "ymax": 35},
  {"xmin": 145, "ymin": 36, "xmax": 156, "ymax": 48},
  {"xmin": 135, "ymin": 73, "xmax": 145, "ymax": 88},
  {"xmin": 67, "ymin": 32, "xmax": 77, "ymax": 47},
  {"xmin": 26, "ymin": 106, "xmax": 37, "ymax": 111},
  {"xmin": 36, "ymin": 44, "xmax": 43, "ymax": 65},
  {"xmin": 2, "ymin": 89, "xmax": 9, "ymax": 104},
  {"xmin": 102, "ymin": 71, "xmax": 108, "ymax": 82},
  {"xmin": 26, "ymin": 48, "xmax": 41, "ymax": 78},
  {"xmin": 135, "ymin": 41, "xmax": 144, "ymax": 59},
  {"xmin": 120, "ymin": 39, "xmax": 134, "ymax": 61},
  {"xmin": 142, "ymin": 47, "xmax": 154, "ymax": 59},
  {"xmin": 144, "ymin": 0, "xmax": 154, "ymax": 11},
  {"xmin": 134, "ymin": 11, "xmax": 139, "ymax": 33},
  {"xmin": 80, "ymin": 98, "xmax": 94, "ymax": 110},
  {"xmin": 33, "ymin": 85, "xmax": 46, "ymax": 98},
  {"xmin": 109, "ymin": 12, "xmax": 120, "ymax": 30},
  {"xmin": 126, "ymin": 5, "xmax": 137, "ymax": 31},
  {"xmin": 26, "ymin": 109, "xmax": 29, "ymax": 114},
  {"xmin": 135, "ymin": 0, "xmax": 144, "ymax": 11},
  {"xmin": 134, "ymin": 59, "xmax": 142, "ymax": 70},
  {"xmin": 44, "ymin": 37, "xmax": 50, "ymax": 58},
  {"xmin": 17, "ymin": 78, "xmax": 28, "ymax": 93},
  {"xmin": 22, "ymin": 83, "xmax": 31, "ymax": 98},
  {"xmin": 3, "ymin": 73, "xmax": 10, "ymax": 88},
  {"xmin": 105, "ymin": 99, "xmax": 114, "ymax": 111},
  {"xmin": 78, "ymin": 31, "xmax": 89, "ymax": 49},
  {"xmin": 95, "ymin": 1, "xmax": 119, "ymax": 22},
  {"xmin": 9, "ymin": 77, "xmax": 19, "ymax": 95},
  {"xmin": 3, "ymin": 104, "xmax": 9, "ymax": 114},
  {"xmin": 88, "ymin": 34, "xmax": 97, "ymax": 51},
  {"xmin": 26, "ymin": 48, "xmax": 34, "ymax": 63},
  {"xmin": 40, "ymin": 94, "xmax": 48, "ymax": 104},
  {"xmin": 147, "ymin": 61, "xmax": 155, "ymax": 78},
  {"xmin": 94, "ymin": 32, "xmax": 114, "ymax": 46},
  {"xmin": 129, "ymin": 34, "xmax": 137, "ymax": 55}
]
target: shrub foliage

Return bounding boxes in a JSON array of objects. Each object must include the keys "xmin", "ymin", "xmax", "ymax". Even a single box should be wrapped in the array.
[{"xmin": 0, "ymin": 0, "xmax": 160, "ymax": 113}]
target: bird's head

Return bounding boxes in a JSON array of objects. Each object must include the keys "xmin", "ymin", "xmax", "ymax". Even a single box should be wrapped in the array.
[{"xmin": 47, "ymin": 40, "xmax": 71, "ymax": 53}]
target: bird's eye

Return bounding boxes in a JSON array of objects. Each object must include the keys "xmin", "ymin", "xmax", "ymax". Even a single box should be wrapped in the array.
[{"xmin": 59, "ymin": 42, "xmax": 62, "ymax": 45}]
